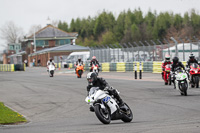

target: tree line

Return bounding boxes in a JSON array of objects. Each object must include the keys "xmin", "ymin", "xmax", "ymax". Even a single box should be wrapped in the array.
[{"xmin": 58, "ymin": 8, "xmax": 200, "ymax": 47}]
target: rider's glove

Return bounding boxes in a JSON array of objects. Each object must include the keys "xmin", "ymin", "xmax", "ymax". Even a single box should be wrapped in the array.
[{"xmin": 104, "ymin": 86, "xmax": 110, "ymax": 91}]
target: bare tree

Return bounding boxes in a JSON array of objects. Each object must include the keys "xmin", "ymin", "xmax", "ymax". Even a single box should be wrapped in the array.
[
  {"xmin": 0, "ymin": 21, "xmax": 24, "ymax": 43},
  {"xmin": 28, "ymin": 25, "xmax": 42, "ymax": 36},
  {"xmin": 51, "ymin": 20, "xmax": 59, "ymax": 27}
]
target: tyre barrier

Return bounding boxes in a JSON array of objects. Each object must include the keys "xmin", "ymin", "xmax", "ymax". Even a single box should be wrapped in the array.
[
  {"xmin": 0, "ymin": 64, "xmax": 25, "ymax": 72},
  {"xmin": 53, "ymin": 61, "xmax": 188, "ymax": 73},
  {"xmin": 153, "ymin": 62, "xmax": 162, "ymax": 73}
]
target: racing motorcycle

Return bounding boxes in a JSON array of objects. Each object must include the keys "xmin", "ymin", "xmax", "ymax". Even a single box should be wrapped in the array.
[
  {"xmin": 85, "ymin": 87, "xmax": 133, "ymax": 124},
  {"xmin": 76, "ymin": 64, "xmax": 84, "ymax": 78},
  {"xmin": 163, "ymin": 64, "xmax": 171, "ymax": 85},
  {"xmin": 174, "ymin": 67, "xmax": 189, "ymax": 96},
  {"xmin": 189, "ymin": 63, "xmax": 200, "ymax": 88},
  {"xmin": 91, "ymin": 63, "xmax": 99, "ymax": 76},
  {"xmin": 47, "ymin": 64, "xmax": 55, "ymax": 77}
]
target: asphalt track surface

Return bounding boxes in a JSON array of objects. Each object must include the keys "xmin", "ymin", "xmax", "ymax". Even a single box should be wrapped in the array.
[{"xmin": 1, "ymin": 67, "xmax": 200, "ymax": 133}]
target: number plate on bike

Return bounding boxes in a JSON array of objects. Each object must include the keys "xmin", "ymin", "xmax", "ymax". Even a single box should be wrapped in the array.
[{"xmin": 103, "ymin": 96, "xmax": 111, "ymax": 102}]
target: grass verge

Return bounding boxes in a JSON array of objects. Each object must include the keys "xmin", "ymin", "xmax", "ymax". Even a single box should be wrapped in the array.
[{"xmin": 0, "ymin": 102, "xmax": 27, "ymax": 124}]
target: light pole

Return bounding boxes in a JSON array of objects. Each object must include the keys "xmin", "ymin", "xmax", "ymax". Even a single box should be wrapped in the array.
[{"xmin": 34, "ymin": 28, "xmax": 36, "ymax": 53}]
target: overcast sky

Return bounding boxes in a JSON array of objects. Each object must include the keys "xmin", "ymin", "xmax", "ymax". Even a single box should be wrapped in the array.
[{"xmin": 0, "ymin": 0, "xmax": 199, "ymax": 52}]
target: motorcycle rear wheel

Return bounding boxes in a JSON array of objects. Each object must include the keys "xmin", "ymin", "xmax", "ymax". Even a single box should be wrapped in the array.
[
  {"xmin": 78, "ymin": 70, "xmax": 82, "ymax": 78},
  {"xmin": 121, "ymin": 103, "xmax": 133, "ymax": 122},
  {"xmin": 94, "ymin": 104, "xmax": 111, "ymax": 124},
  {"xmin": 194, "ymin": 76, "xmax": 199, "ymax": 88}
]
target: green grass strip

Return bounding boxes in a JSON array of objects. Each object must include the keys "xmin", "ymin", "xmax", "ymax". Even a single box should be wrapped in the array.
[{"xmin": 0, "ymin": 102, "xmax": 27, "ymax": 124}]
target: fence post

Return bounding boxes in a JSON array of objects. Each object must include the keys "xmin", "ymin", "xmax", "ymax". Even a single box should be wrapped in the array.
[
  {"xmin": 170, "ymin": 37, "xmax": 178, "ymax": 57},
  {"xmin": 179, "ymin": 37, "xmax": 185, "ymax": 61},
  {"xmin": 134, "ymin": 42, "xmax": 140, "ymax": 61},
  {"xmin": 139, "ymin": 41, "xmax": 145, "ymax": 61},
  {"xmin": 145, "ymin": 40, "xmax": 151, "ymax": 61},
  {"xmin": 164, "ymin": 38, "xmax": 170, "ymax": 56},
  {"xmin": 128, "ymin": 42, "xmax": 134, "ymax": 62},
  {"xmin": 193, "ymin": 36, "xmax": 200, "ymax": 60},
  {"xmin": 152, "ymin": 40, "xmax": 159, "ymax": 61},
  {"xmin": 186, "ymin": 37, "xmax": 192, "ymax": 54}
]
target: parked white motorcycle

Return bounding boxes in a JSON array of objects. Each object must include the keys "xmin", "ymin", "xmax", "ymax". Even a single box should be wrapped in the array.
[
  {"xmin": 48, "ymin": 64, "xmax": 55, "ymax": 77},
  {"xmin": 85, "ymin": 87, "xmax": 133, "ymax": 124},
  {"xmin": 174, "ymin": 68, "xmax": 189, "ymax": 96}
]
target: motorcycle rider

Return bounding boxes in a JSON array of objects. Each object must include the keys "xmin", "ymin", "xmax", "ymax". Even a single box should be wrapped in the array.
[
  {"xmin": 186, "ymin": 54, "xmax": 198, "ymax": 69},
  {"xmin": 86, "ymin": 72, "xmax": 124, "ymax": 112},
  {"xmin": 171, "ymin": 57, "xmax": 186, "ymax": 89},
  {"xmin": 90, "ymin": 56, "xmax": 100, "ymax": 72},
  {"xmin": 186, "ymin": 54, "xmax": 199, "ymax": 85},
  {"xmin": 75, "ymin": 57, "xmax": 83, "ymax": 73},
  {"xmin": 161, "ymin": 54, "xmax": 172, "ymax": 80},
  {"xmin": 47, "ymin": 57, "xmax": 55, "ymax": 71}
]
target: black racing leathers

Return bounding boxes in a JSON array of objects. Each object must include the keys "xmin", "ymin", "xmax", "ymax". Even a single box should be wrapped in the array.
[
  {"xmin": 171, "ymin": 62, "xmax": 185, "ymax": 72},
  {"xmin": 90, "ymin": 59, "xmax": 99, "ymax": 66},
  {"xmin": 87, "ymin": 77, "xmax": 123, "ymax": 105},
  {"xmin": 186, "ymin": 59, "xmax": 198, "ymax": 68}
]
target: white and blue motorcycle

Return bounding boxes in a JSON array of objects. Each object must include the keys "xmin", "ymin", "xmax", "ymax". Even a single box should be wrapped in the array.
[{"xmin": 85, "ymin": 87, "xmax": 133, "ymax": 124}]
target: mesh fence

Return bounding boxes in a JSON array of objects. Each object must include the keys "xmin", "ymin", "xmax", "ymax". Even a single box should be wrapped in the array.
[{"xmin": 90, "ymin": 41, "xmax": 200, "ymax": 62}]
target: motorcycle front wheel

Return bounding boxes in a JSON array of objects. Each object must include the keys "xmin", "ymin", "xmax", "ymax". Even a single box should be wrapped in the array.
[
  {"xmin": 168, "ymin": 74, "xmax": 171, "ymax": 85},
  {"xmin": 180, "ymin": 83, "xmax": 187, "ymax": 96},
  {"xmin": 94, "ymin": 104, "xmax": 111, "ymax": 124},
  {"xmin": 121, "ymin": 103, "xmax": 133, "ymax": 122}
]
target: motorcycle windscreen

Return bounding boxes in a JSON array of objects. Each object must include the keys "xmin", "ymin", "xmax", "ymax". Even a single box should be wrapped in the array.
[{"xmin": 191, "ymin": 63, "xmax": 198, "ymax": 68}]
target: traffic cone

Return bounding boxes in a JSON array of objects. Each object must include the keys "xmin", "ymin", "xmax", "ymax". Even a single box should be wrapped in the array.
[{"xmin": 58, "ymin": 67, "xmax": 61, "ymax": 70}]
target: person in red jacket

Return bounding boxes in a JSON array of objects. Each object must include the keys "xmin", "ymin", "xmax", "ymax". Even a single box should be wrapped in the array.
[{"xmin": 161, "ymin": 55, "xmax": 172, "ymax": 82}]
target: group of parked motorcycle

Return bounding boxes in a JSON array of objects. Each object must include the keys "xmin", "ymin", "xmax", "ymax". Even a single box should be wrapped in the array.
[{"xmin": 162, "ymin": 63, "xmax": 200, "ymax": 96}]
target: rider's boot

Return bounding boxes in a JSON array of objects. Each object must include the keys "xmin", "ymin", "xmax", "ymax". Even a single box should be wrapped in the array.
[
  {"xmin": 173, "ymin": 82, "xmax": 176, "ymax": 89},
  {"xmin": 115, "ymin": 92, "xmax": 125, "ymax": 107}
]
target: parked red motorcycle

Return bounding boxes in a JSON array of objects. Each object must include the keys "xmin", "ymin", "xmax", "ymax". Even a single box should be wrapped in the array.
[
  {"xmin": 163, "ymin": 64, "xmax": 172, "ymax": 85},
  {"xmin": 189, "ymin": 63, "xmax": 200, "ymax": 88}
]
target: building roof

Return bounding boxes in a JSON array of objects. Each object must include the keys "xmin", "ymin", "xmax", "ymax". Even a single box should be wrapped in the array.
[
  {"xmin": 8, "ymin": 43, "xmax": 21, "ymax": 46},
  {"xmin": 29, "ymin": 44, "xmax": 90, "ymax": 56},
  {"xmin": 8, "ymin": 51, "xmax": 26, "ymax": 58},
  {"xmin": 28, "ymin": 25, "xmax": 78, "ymax": 39}
]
